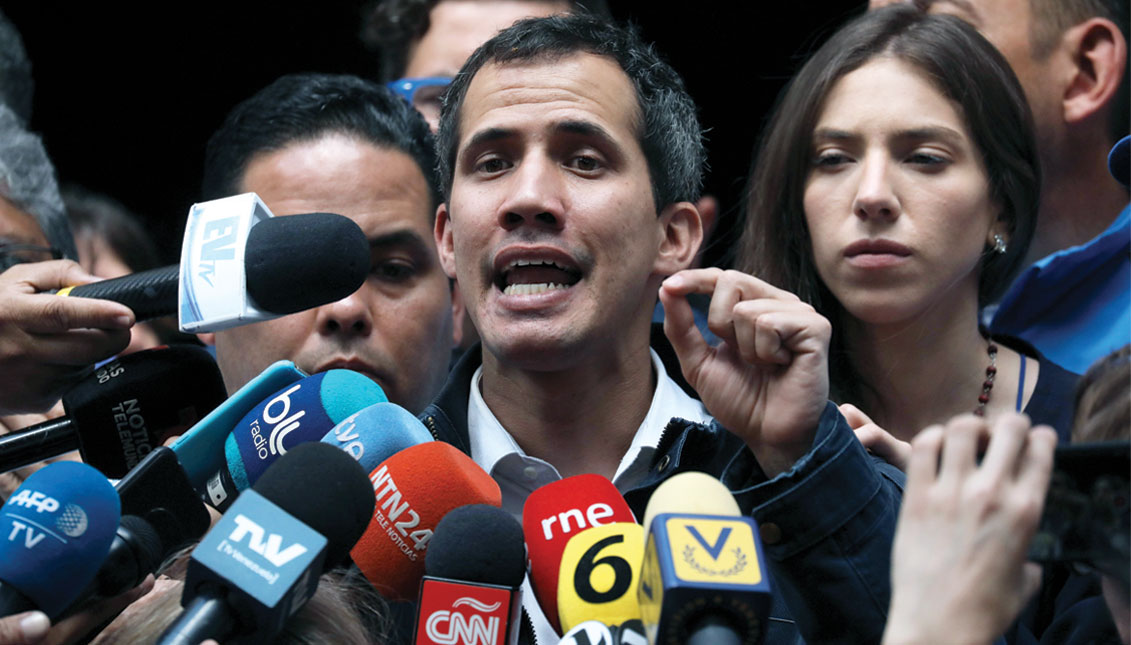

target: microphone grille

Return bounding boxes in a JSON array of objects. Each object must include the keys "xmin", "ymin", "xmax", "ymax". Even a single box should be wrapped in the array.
[
  {"xmin": 425, "ymin": 504, "xmax": 525, "ymax": 586},
  {"xmin": 254, "ymin": 442, "xmax": 376, "ymax": 566}
]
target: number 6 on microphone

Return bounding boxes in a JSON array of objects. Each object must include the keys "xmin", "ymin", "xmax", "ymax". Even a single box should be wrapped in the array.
[{"xmin": 557, "ymin": 522, "xmax": 644, "ymax": 633}]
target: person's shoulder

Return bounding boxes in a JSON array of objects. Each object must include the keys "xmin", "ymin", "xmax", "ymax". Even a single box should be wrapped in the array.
[{"xmin": 998, "ymin": 334, "xmax": 1080, "ymax": 441}]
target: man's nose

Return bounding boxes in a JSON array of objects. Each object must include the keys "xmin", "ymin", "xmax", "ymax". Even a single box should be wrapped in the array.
[
  {"xmin": 498, "ymin": 156, "xmax": 565, "ymax": 231},
  {"xmin": 315, "ymin": 288, "xmax": 374, "ymax": 337}
]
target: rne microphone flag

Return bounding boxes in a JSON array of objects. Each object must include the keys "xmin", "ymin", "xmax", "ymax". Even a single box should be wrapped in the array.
[{"xmin": 523, "ymin": 474, "xmax": 635, "ymax": 633}]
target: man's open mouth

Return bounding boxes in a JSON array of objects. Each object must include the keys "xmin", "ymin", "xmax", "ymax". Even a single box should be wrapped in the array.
[{"xmin": 495, "ymin": 258, "xmax": 582, "ymax": 296}]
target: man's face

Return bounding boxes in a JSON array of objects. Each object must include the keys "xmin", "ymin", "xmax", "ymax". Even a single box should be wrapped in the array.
[
  {"xmin": 437, "ymin": 54, "xmax": 693, "ymax": 370},
  {"xmin": 207, "ymin": 134, "xmax": 456, "ymax": 413},
  {"xmin": 869, "ymin": 0, "xmax": 1061, "ymax": 143},
  {"xmin": 402, "ymin": 0, "xmax": 570, "ymax": 129}
]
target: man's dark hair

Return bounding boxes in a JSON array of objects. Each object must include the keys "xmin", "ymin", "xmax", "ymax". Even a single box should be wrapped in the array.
[
  {"xmin": 435, "ymin": 14, "xmax": 705, "ymax": 210},
  {"xmin": 360, "ymin": 0, "xmax": 611, "ymax": 82},
  {"xmin": 0, "ymin": 8, "xmax": 34, "ymax": 126},
  {"xmin": 202, "ymin": 73, "xmax": 441, "ymax": 208}
]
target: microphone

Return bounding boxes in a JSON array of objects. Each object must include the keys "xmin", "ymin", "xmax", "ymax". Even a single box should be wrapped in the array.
[
  {"xmin": 158, "ymin": 442, "xmax": 374, "ymax": 645},
  {"xmin": 558, "ymin": 621, "xmax": 615, "ymax": 645},
  {"xmin": 0, "ymin": 461, "xmax": 120, "ymax": 618},
  {"xmin": 59, "ymin": 206, "xmax": 369, "ymax": 328},
  {"xmin": 350, "ymin": 442, "xmax": 502, "ymax": 601},
  {"xmin": 637, "ymin": 472, "xmax": 771, "ymax": 645},
  {"xmin": 72, "ymin": 446, "xmax": 213, "ymax": 606},
  {"xmin": 557, "ymin": 522, "xmax": 644, "ymax": 634},
  {"xmin": 0, "ymin": 345, "xmax": 226, "ymax": 478},
  {"xmin": 171, "ymin": 360, "xmax": 305, "ymax": 491},
  {"xmin": 523, "ymin": 474, "xmax": 636, "ymax": 633},
  {"xmin": 320, "ymin": 401, "xmax": 434, "ymax": 473},
  {"xmin": 202, "ymin": 369, "xmax": 386, "ymax": 511},
  {"xmin": 414, "ymin": 504, "xmax": 525, "ymax": 645}
]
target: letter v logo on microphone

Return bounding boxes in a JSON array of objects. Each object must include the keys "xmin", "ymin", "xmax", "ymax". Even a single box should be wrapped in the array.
[{"xmin": 686, "ymin": 525, "xmax": 731, "ymax": 560}]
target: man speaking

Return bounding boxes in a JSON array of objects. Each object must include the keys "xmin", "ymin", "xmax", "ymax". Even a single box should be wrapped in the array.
[{"xmin": 425, "ymin": 14, "xmax": 903, "ymax": 644}]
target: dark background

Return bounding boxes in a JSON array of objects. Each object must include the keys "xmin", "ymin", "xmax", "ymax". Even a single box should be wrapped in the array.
[{"xmin": 4, "ymin": 2, "xmax": 864, "ymax": 266}]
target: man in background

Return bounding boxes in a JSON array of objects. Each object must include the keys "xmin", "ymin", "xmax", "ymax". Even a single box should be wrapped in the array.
[
  {"xmin": 198, "ymin": 73, "xmax": 460, "ymax": 414},
  {"xmin": 870, "ymin": 0, "xmax": 1130, "ymax": 373}
]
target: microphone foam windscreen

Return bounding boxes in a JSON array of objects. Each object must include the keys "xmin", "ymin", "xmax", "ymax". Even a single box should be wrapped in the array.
[
  {"xmin": 641, "ymin": 471, "xmax": 740, "ymax": 536},
  {"xmin": 254, "ymin": 442, "xmax": 376, "ymax": 566},
  {"xmin": 66, "ymin": 344, "xmax": 227, "ymax": 478},
  {"xmin": 351, "ymin": 442, "xmax": 501, "ymax": 600},
  {"xmin": 226, "ymin": 369, "xmax": 386, "ymax": 490},
  {"xmin": 0, "ymin": 462, "xmax": 120, "ymax": 617},
  {"xmin": 522, "ymin": 474, "xmax": 636, "ymax": 632},
  {"xmin": 320, "ymin": 401, "xmax": 433, "ymax": 473},
  {"xmin": 244, "ymin": 212, "xmax": 369, "ymax": 314},
  {"xmin": 425, "ymin": 504, "xmax": 525, "ymax": 587}
]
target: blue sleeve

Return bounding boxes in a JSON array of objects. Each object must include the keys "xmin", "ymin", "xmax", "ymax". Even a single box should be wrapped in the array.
[{"xmin": 723, "ymin": 401, "xmax": 905, "ymax": 644}]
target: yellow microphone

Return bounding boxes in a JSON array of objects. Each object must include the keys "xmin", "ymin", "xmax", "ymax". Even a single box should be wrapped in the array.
[
  {"xmin": 638, "ymin": 471, "xmax": 771, "ymax": 645},
  {"xmin": 557, "ymin": 522, "xmax": 644, "ymax": 634}
]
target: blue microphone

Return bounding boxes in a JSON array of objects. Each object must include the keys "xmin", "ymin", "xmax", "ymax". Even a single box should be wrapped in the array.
[
  {"xmin": 320, "ymin": 401, "xmax": 433, "ymax": 472},
  {"xmin": 0, "ymin": 461, "xmax": 120, "ymax": 618},
  {"xmin": 203, "ymin": 370, "xmax": 385, "ymax": 510}
]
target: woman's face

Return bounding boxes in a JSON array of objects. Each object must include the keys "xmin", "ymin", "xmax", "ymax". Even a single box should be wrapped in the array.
[{"xmin": 802, "ymin": 57, "xmax": 1004, "ymax": 325}]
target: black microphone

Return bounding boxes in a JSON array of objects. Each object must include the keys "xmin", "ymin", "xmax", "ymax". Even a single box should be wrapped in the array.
[
  {"xmin": 65, "ymin": 447, "xmax": 213, "ymax": 610},
  {"xmin": 61, "ymin": 211, "xmax": 368, "ymax": 321},
  {"xmin": 157, "ymin": 442, "xmax": 374, "ymax": 645},
  {"xmin": 0, "ymin": 345, "xmax": 226, "ymax": 478},
  {"xmin": 414, "ymin": 504, "xmax": 525, "ymax": 645}
]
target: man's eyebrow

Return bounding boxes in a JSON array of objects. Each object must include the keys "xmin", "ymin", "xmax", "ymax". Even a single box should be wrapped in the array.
[
  {"xmin": 553, "ymin": 120, "xmax": 616, "ymax": 146},
  {"xmin": 462, "ymin": 127, "xmax": 514, "ymax": 155},
  {"xmin": 370, "ymin": 229, "xmax": 428, "ymax": 250}
]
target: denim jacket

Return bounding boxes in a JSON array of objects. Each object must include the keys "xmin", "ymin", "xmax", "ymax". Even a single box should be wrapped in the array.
[{"xmin": 411, "ymin": 333, "xmax": 905, "ymax": 645}]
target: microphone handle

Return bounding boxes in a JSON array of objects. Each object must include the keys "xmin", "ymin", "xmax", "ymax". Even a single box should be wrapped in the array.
[
  {"xmin": 0, "ymin": 418, "xmax": 78, "ymax": 473},
  {"xmin": 156, "ymin": 589, "xmax": 237, "ymax": 645},
  {"xmin": 64, "ymin": 265, "xmax": 180, "ymax": 321},
  {"xmin": 687, "ymin": 614, "xmax": 743, "ymax": 645}
]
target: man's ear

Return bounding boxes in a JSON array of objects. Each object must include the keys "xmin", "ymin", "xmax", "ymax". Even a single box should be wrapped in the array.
[
  {"xmin": 1061, "ymin": 18, "xmax": 1127, "ymax": 125},
  {"xmin": 434, "ymin": 202, "xmax": 457, "ymax": 279},
  {"xmin": 654, "ymin": 201, "xmax": 703, "ymax": 276},
  {"xmin": 450, "ymin": 280, "xmax": 466, "ymax": 348},
  {"xmin": 198, "ymin": 332, "xmax": 216, "ymax": 346}
]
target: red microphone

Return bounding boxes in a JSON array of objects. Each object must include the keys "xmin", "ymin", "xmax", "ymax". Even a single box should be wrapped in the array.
[
  {"xmin": 522, "ymin": 474, "xmax": 635, "ymax": 633},
  {"xmin": 350, "ymin": 442, "xmax": 502, "ymax": 600},
  {"xmin": 414, "ymin": 505, "xmax": 526, "ymax": 645}
]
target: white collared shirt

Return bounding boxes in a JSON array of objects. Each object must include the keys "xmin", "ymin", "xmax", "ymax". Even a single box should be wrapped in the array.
[{"xmin": 466, "ymin": 348, "xmax": 711, "ymax": 642}]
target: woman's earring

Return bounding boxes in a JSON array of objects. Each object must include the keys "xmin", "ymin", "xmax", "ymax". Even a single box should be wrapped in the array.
[{"xmin": 993, "ymin": 234, "xmax": 1008, "ymax": 254}]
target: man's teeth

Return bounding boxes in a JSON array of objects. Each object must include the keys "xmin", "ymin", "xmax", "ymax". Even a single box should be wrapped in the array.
[
  {"xmin": 503, "ymin": 283, "xmax": 569, "ymax": 296},
  {"xmin": 509, "ymin": 259, "xmax": 567, "ymax": 270}
]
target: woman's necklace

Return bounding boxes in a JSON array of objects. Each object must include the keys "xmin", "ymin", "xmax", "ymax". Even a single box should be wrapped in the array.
[{"xmin": 973, "ymin": 340, "xmax": 998, "ymax": 416}]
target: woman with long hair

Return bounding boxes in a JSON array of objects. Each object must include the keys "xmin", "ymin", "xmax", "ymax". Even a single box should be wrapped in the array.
[{"xmin": 738, "ymin": 5, "xmax": 1077, "ymax": 464}]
